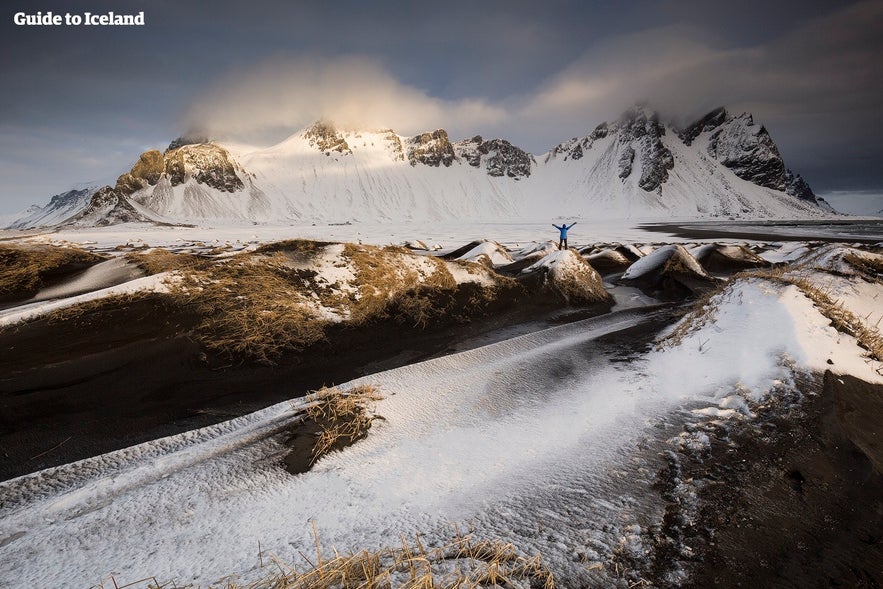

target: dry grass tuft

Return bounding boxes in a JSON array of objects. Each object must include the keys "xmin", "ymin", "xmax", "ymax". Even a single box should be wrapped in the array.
[
  {"xmin": 660, "ymin": 285, "xmax": 726, "ymax": 347},
  {"xmin": 170, "ymin": 255, "xmax": 327, "ymax": 365},
  {"xmin": 125, "ymin": 249, "xmax": 208, "ymax": 275},
  {"xmin": 305, "ymin": 384, "xmax": 384, "ymax": 464},
  {"xmin": 255, "ymin": 240, "xmax": 332, "ymax": 256},
  {"xmin": 137, "ymin": 529, "xmax": 556, "ymax": 589},
  {"xmin": 843, "ymin": 252, "xmax": 883, "ymax": 283},
  {"xmin": 770, "ymin": 272, "xmax": 883, "ymax": 363},
  {"xmin": 0, "ymin": 243, "xmax": 105, "ymax": 300},
  {"xmin": 663, "ymin": 265, "xmax": 883, "ymax": 364},
  {"xmin": 342, "ymin": 243, "xmax": 464, "ymax": 327}
]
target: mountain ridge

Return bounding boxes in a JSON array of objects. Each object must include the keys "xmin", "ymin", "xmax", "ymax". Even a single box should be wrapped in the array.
[{"xmin": 8, "ymin": 105, "xmax": 834, "ymax": 228}]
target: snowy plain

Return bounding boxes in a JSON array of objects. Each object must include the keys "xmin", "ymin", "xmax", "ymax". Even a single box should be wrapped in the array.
[{"xmin": 1, "ymin": 220, "xmax": 882, "ymax": 588}]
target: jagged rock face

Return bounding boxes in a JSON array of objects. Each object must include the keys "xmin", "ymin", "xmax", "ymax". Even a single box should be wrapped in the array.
[
  {"xmin": 706, "ymin": 113, "xmax": 788, "ymax": 191},
  {"xmin": 304, "ymin": 121, "xmax": 352, "ymax": 154},
  {"xmin": 77, "ymin": 187, "xmax": 156, "ymax": 226},
  {"xmin": 381, "ymin": 130, "xmax": 406, "ymax": 162},
  {"xmin": 614, "ymin": 106, "xmax": 675, "ymax": 192},
  {"xmin": 407, "ymin": 130, "xmax": 455, "ymax": 167},
  {"xmin": 6, "ymin": 186, "xmax": 96, "ymax": 229},
  {"xmin": 454, "ymin": 136, "xmax": 533, "ymax": 178},
  {"xmin": 547, "ymin": 123, "xmax": 609, "ymax": 162},
  {"xmin": 165, "ymin": 144, "xmax": 244, "ymax": 192},
  {"xmin": 784, "ymin": 169, "xmax": 817, "ymax": 202},
  {"xmin": 116, "ymin": 150, "xmax": 164, "ymax": 194},
  {"xmin": 112, "ymin": 144, "xmax": 245, "ymax": 197},
  {"xmin": 678, "ymin": 107, "xmax": 728, "ymax": 146},
  {"xmin": 685, "ymin": 109, "xmax": 821, "ymax": 204}
]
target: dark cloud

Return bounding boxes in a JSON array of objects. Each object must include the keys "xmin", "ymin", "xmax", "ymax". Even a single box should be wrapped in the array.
[{"xmin": 0, "ymin": 0, "xmax": 880, "ymax": 212}]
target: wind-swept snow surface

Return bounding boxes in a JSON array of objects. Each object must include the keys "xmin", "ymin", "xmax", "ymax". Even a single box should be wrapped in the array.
[{"xmin": 2, "ymin": 259, "xmax": 881, "ymax": 587}]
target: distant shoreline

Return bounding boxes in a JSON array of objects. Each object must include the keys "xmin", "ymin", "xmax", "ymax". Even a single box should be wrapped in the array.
[{"xmin": 641, "ymin": 219, "xmax": 883, "ymax": 244}]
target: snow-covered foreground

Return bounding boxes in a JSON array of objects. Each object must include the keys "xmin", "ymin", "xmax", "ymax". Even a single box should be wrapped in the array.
[{"xmin": 2, "ymin": 264, "xmax": 881, "ymax": 587}]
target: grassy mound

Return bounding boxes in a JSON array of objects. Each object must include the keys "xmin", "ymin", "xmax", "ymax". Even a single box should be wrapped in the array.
[{"xmin": 0, "ymin": 243, "xmax": 105, "ymax": 302}]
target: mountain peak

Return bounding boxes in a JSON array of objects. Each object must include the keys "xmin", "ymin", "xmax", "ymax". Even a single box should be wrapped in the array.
[{"xmin": 303, "ymin": 120, "xmax": 352, "ymax": 155}]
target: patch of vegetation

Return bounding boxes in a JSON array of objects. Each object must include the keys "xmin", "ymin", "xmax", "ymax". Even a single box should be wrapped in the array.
[
  {"xmin": 0, "ymin": 243, "xmax": 105, "ymax": 302},
  {"xmin": 305, "ymin": 384, "xmax": 384, "ymax": 464},
  {"xmin": 171, "ymin": 254, "xmax": 328, "ymax": 365},
  {"xmin": 342, "ymin": 243, "xmax": 464, "ymax": 326},
  {"xmin": 843, "ymin": 251, "xmax": 883, "ymax": 283},
  {"xmin": 99, "ymin": 528, "xmax": 556, "ymax": 589},
  {"xmin": 255, "ymin": 239, "xmax": 333, "ymax": 256},
  {"xmin": 125, "ymin": 249, "xmax": 208, "ymax": 275},
  {"xmin": 17, "ymin": 240, "xmax": 535, "ymax": 365}
]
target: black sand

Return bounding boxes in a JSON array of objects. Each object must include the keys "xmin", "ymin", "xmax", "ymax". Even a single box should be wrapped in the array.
[
  {"xmin": 666, "ymin": 371, "xmax": 883, "ymax": 588},
  {"xmin": 0, "ymin": 295, "xmax": 613, "ymax": 481}
]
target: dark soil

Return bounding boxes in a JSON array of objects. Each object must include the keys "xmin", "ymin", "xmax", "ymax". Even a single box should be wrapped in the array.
[
  {"xmin": 651, "ymin": 371, "xmax": 883, "ymax": 588},
  {"xmin": 0, "ymin": 293, "xmax": 607, "ymax": 482}
]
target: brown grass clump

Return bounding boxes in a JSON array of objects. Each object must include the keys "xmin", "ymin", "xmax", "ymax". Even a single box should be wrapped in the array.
[
  {"xmin": 660, "ymin": 285, "xmax": 725, "ymax": 347},
  {"xmin": 843, "ymin": 252, "xmax": 883, "ymax": 283},
  {"xmin": 255, "ymin": 239, "xmax": 332, "ymax": 256},
  {"xmin": 171, "ymin": 255, "xmax": 327, "ymax": 365},
  {"xmin": 305, "ymin": 384, "xmax": 384, "ymax": 464},
  {"xmin": 114, "ymin": 528, "xmax": 556, "ymax": 589},
  {"xmin": 342, "ymin": 243, "xmax": 463, "ymax": 327},
  {"xmin": 125, "ymin": 249, "xmax": 208, "ymax": 275},
  {"xmin": 0, "ymin": 243, "xmax": 105, "ymax": 301}
]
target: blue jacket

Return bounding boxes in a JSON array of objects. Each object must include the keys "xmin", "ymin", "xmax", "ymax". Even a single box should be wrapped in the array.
[{"xmin": 553, "ymin": 222, "xmax": 576, "ymax": 240}]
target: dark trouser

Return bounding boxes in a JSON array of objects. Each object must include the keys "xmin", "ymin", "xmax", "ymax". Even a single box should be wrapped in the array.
[{"xmin": 559, "ymin": 239, "xmax": 567, "ymax": 249}]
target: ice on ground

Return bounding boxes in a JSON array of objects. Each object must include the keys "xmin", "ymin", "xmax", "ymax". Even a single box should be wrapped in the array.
[{"xmin": 2, "ymin": 266, "xmax": 881, "ymax": 587}]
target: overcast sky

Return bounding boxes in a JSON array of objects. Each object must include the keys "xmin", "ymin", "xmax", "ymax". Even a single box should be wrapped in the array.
[{"xmin": 1, "ymin": 0, "xmax": 881, "ymax": 214}]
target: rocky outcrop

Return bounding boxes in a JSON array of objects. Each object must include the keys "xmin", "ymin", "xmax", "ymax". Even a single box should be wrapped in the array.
[
  {"xmin": 549, "ymin": 106, "xmax": 674, "ymax": 192},
  {"xmin": 381, "ymin": 129, "xmax": 406, "ymax": 162},
  {"xmin": 678, "ymin": 107, "xmax": 728, "ymax": 146},
  {"xmin": 454, "ymin": 136, "xmax": 534, "ymax": 178},
  {"xmin": 684, "ymin": 108, "xmax": 821, "ymax": 205},
  {"xmin": 116, "ymin": 150, "xmax": 165, "ymax": 194},
  {"xmin": 614, "ymin": 106, "xmax": 675, "ymax": 192},
  {"xmin": 71, "ymin": 186, "xmax": 160, "ymax": 226},
  {"xmin": 707, "ymin": 113, "xmax": 785, "ymax": 190},
  {"xmin": 165, "ymin": 144, "xmax": 244, "ymax": 192},
  {"xmin": 407, "ymin": 130, "xmax": 456, "ymax": 167},
  {"xmin": 109, "ymin": 143, "xmax": 245, "ymax": 198},
  {"xmin": 304, "ymin": 121, "xmax": 352, "ymax": 155},
  {"xmin": 546, "ymin": 123, "xmax": 609, "ymax": 162}
]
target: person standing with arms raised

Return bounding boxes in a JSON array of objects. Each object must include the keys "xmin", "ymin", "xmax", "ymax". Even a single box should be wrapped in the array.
[{"xmin": 552, "ymin": 221, "xmax": 577, "ymax": 249}]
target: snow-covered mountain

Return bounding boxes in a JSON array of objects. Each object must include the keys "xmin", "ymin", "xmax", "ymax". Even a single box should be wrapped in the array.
[
  {"xmin": 7, "ymin": 106, "xmax": 834, "ymax": 228},
  {"xmin": 6, "ymin": 184, "xmax": 98, "ymax": 229}
]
